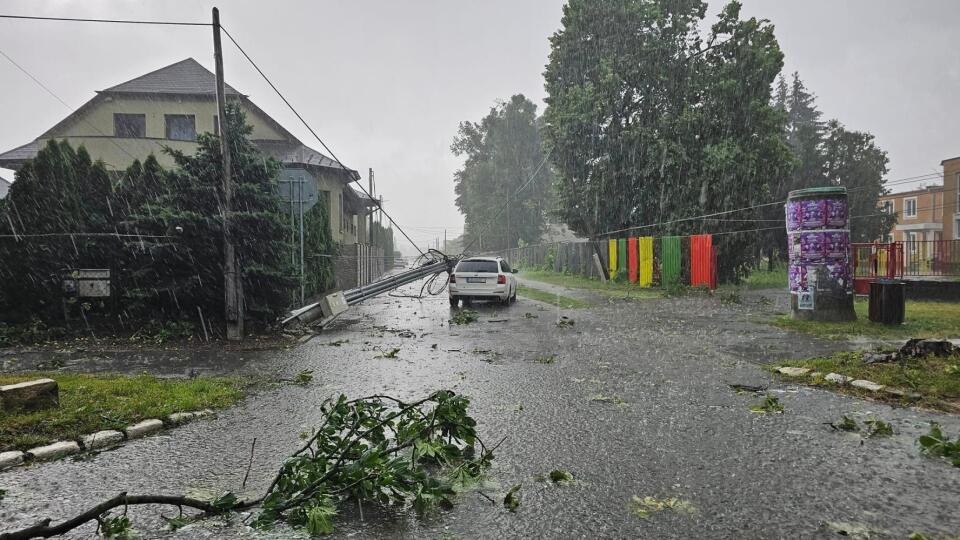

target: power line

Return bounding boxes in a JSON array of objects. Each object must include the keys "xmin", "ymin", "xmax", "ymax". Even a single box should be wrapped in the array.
[
  {"xmin": 594, "ymin": 170, "xmax": 946, "ymax": 238},
  {"xmin": 0, "ymin": 14, "xmax": 209, "ymax": 26},
  {"xmin": 218, "ymin": 25, "xmax": 426, "ymax": 258},
  {"xmin": 0, "ymin": 232, "xmax": 172, "ymax": 239}
]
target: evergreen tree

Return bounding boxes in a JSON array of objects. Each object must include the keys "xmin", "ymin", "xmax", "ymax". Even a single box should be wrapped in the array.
[
  {"xmin": 0, "ymin": 141, "xmax": 117, "ymax": 321},
  {"xmin": 125, "ymin": 103, "xmax": 294, "ymax": 327},
  {"xmin": 452, "ymin": 94, "xmax": 554, "ymax": 251}
]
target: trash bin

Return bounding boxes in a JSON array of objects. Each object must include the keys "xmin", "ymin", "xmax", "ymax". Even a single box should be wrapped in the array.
[{"xmin": 868, "ymin": 279, "xmax": 905, "ymax": 325}]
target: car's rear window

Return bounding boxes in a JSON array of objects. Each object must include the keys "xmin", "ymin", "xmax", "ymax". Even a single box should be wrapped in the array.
[{"xmin": 456, "ymin": 260, "xmax": 499, "ymax": 273}]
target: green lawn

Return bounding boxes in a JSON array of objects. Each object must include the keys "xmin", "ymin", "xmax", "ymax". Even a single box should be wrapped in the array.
[
  {"xmin": 739, "ymin": 266, "xmax": 788, "ymax": 290},
  {"xmin": 519, "ymin": 270, "xmax": 662, "ymax": 299},
  {"xmin": 771, "ymin": 299, "xmax": 960, "ymax": 340},
  {"xmin": 517, "ymin": 285, "xmax": 590, "ymax": 309},
  {"xmin": 775, "ymin": 351, "xmax": 960, "ymax": 409},
  {"xmin": 0, "ymin": 373, "xmax": 247, "ymax": 452}
]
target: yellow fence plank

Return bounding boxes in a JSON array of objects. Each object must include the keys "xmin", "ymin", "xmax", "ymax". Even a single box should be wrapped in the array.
[
  {"xmin": 608, "ymin": 239, "xmax": 618, "ymax": 274},
  {"xmin": 638, "ymin": 236, "xmax": 654, "ymax": 287}
]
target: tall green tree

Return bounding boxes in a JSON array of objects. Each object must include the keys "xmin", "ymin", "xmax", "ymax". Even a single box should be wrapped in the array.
[
  {"xmin": 452, "ymin": 94, "xmax": 554, "ymax": 252},
  {"xmin": 125, "ymin": 103, "xmax": 294, "ymax": 327},
  {"xmin": 543, "ymin": 0, "xmax": 790, "ymax": 281},
  {"xmin": 822, "ymin": 120, "xmax": 895, "ymax": 242}
]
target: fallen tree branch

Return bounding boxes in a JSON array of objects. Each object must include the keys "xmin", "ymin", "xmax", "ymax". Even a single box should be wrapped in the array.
[{"xmin": 0, "ymin": 390, "xmax": 495, "ymax": 539}]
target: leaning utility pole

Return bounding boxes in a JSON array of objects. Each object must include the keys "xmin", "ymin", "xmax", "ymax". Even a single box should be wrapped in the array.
[{"xmin": 213, "ymin": 7, "xmax": 243, "ymax": 340}]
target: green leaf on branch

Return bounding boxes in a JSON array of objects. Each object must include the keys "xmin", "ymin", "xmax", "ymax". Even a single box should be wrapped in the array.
[{"xmin": 503, "ymin": 483, "xmax": 522, "ymax": 512}]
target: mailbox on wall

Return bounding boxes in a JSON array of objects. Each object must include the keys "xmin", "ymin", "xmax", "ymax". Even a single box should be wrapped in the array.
[{"xmin": 62, "ymin": 269, "xmax": 110, "ymax": 298}]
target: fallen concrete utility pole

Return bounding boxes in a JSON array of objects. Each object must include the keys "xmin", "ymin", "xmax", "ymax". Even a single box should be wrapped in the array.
[{"xmin": 282, "ymin": 257, "xmax": 458, "ymax": 328}]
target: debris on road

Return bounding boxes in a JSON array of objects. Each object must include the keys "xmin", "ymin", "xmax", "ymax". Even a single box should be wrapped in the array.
[
  {"xmin": 631, "ymin": 495, "xmax": 696, "ymax": 519},
  {"xmin": 534, "ymin": 354, "xmax": 557, "ymax": 364},
  {"xmin": 503, "ymin": 483, "xmax": 522, "ymax": 512},
  {"xmin": 548, "ymin": 469, "xmax": 574, "ymax": 484},
  {"xmin": 450, "ymin": 310, "xmax": 479, "ymax": 325},
  {"xmin": 728, "ymin": 384, "xmax": 766, "ymax": 394},
  {"xmin": 556, "ymin": 316, "xmax": 575, "ymax": 328},
  {"xmin": 917, "ymin": 423, "xmax": 960, "ymax": 467},
  {"xmin": 864, "ymin": 339, "xmax": 957, "ymax": 364},
  {"xmin": 749, "ymin": 394, "xmax": 784, "ymax": 414}
]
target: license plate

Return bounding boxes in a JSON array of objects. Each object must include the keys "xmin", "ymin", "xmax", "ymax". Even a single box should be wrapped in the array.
[{"xmin": 466, "ymin": 277, "xmax": 485, "ymax": 283}]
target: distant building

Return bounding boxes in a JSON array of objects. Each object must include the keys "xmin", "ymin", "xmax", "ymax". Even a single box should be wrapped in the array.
[
  {"xmin": 944, "ymin": 156, "xmax": 960, "ymax": 241},
  {"xmin": 877, "ymin": 184, "xmax": 944, "ymax": 243},
  {"xmin": 0, "ymin": 58, "xmax": 376, "ymax": 245},
  {"xmin": 0, "ymin": 175, "xmax": 10, "ymax": 199}
]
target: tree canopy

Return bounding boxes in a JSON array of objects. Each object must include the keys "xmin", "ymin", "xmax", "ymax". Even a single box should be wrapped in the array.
[
  {"xmin": 452, "ymin": 94, "xmax": 554, "ymax": 252},
  {"xmin": 543, "ymin": 0, "xmax": 791, "ymax": 281}
]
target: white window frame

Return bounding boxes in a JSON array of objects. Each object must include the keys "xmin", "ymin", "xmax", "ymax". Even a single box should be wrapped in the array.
[
  {"xmin": 955, "ymin": 216, "xmax": 960, "ymax": 239},
  {"xmin": 903, "ymin": 197, "xmax": 918, "ymax": 219},
  {"xmin": 908, "ymin": 232, "xmax": 918, "ymax": 254}
]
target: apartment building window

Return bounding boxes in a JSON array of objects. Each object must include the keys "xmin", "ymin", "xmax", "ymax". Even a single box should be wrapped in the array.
[
  {"xmin": 114, "ymin": 113, "xmax": 145, "ymax": 138},
  {"xmin": 165, "ymin": 115, "xmax": 196, "ymax": 141},
  {"xmin": 903, "ymin": 197, "xmax": 917, "ymax": 218},
  {"xmin": 881, "ymin": 200, "xmax": 893, "ymax": 214},
  {"xmin": 908, "ymin": 232, "xmax": 918, "ymax": 255}
]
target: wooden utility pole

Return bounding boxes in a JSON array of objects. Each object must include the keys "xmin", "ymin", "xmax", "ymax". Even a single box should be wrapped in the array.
[{"xmin": 213, "ymin": 7, "xmax": 243, "ymax": 340}]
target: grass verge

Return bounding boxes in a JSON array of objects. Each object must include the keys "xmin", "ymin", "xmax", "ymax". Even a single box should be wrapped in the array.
[
  {"xmin": 773, "ymin": 351, "xmax": 960, "ymax": 411},
  {"xmin": 739, "ymin": 266, "xmax": 788, "ymax": 290},
  {"xmin": 517, "ymin": 285, "xmax": 590, "ymax": 309},
  {"xmin": 0, "ymin": 373, "xmax": 247, "ymax": 452},
  {"xmin": 771, "ymin": 299, "xmax": 960, "ymax": 340},
  {"xmin": 519, "ymin": 270, "xmax": 661, "ymax": 299}
]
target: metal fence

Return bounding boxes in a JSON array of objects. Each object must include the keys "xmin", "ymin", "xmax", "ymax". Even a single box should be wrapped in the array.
[
  {"xmin": 901, "ymin": 239, "xmax": 960, "ymax": 277},
  {"xmin": 492, "ymin": 241, "xmax": 608, "ymax": 279},
  {"xmin": 852, "ymin": 240, "xmax": 959, "ymax": 292}
]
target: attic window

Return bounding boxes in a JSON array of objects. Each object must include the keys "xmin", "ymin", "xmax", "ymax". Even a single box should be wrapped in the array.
[
  {"xmin": 114, "ymin": 114, "xmax": 145, "ymax": 138},
  {"xmin": 165, "ymin": 115, "xmax": 196, "ymax": 141}
]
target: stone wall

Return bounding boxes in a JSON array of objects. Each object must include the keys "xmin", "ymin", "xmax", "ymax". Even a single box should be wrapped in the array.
[{"xmin": 332, "ymin": 243, "xmax": 385, "ymax": 291}]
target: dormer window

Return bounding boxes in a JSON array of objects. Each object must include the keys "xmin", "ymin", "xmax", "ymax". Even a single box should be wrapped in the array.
[
  {"xmin": 114, "ymin": 113, "xmax": 145, "ymax": 138},
  {"xmin": 165, "ymin": 114, "xmax": 196, "ymax": 141}
]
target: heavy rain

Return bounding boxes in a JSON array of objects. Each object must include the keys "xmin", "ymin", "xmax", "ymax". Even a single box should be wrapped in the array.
[{"xmin": 0, "ymin": 1, "xmax": 959, "ymax": 538}]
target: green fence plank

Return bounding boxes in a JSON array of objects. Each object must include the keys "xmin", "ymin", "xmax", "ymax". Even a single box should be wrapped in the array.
[
  {"xmin": 662, "ymin": 236, "xmax": 681, "ymax": 285},
  {"xmin": 617, "ymin": 238, "xmax": 627, "ymax": 279}
]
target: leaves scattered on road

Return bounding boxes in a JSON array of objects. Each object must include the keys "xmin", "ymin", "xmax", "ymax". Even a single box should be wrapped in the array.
[
  {"xmin": 556, "ymin": 316, "xmax": 575, "ymax": 328},
  {"xmin": 293, "ymin": 369, "xmax": 314, "ymax": 385},
  {"xmin": 917, "ymin": 422, "xmax": 960, "ymax": 467},
  {"xmin": 548, "ymin": 469, "xmax": 574, "ymax": 484},
  {"xmin": 375, "ymin": 347, "xmax": 401, "ymax": 359},
  {"xmin": 503, "ymin": 483, "xmax": 522, "ymax": 512},
  {"xmin": 631, "ymin": 495, "xmax": 696, "ymax": 520},
  {"xmin": 534, "ymin": 354, "xmax": 557, "ymax": 364},
  {"xmin": 450, "ymin": 310, "xmax": 479, "ymax": 325},
  {"xmin": 748, "ymin": 394, "xmax": 784, "ymax": 414}
]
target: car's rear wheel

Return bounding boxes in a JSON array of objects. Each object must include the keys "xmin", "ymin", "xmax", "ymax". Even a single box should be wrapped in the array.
[{"xmin": 449, "ymin": 296, "xmax": 458, "ymax": 307}]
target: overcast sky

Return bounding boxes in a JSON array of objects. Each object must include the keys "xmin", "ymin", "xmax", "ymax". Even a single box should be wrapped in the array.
[{"xmin": 0, "ymin": 1, "xmax": 956, "ymax": 255}]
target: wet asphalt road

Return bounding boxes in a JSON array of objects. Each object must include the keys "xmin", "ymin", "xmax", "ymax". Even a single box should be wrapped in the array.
[{"xmin": 2, "ymin": 279, "xmax": 959, "ymax": 539}]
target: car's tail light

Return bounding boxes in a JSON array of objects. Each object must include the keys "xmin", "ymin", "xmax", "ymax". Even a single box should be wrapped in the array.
[
  {"xmin": 449, "ymin": 274, "xmax": 456, "ymax": 283},
  {"xmin": 497, "ymin": 274, "xmax": 507, "ymax": 285}
]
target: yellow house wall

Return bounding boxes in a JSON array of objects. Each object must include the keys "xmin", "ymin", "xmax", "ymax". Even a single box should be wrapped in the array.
[{"xmin": 49, "ymin": 95, "xmax": 285, "ymax": 170}]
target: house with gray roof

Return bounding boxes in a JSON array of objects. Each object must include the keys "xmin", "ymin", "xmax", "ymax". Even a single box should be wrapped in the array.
[{"xmin": 0, "ymin": 58, "xmax": 377, "ymax": 245}]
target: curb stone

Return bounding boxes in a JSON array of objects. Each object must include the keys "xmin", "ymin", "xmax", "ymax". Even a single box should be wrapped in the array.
[
  {"xmin": 82, "ymin": 430, "xmax": 125, "ymax": 450},
  {"xmin": 124, "ymin": 419, "xmax": 164, "ymax": 439},
  {"xmin": 850, "ymin": 379, "xmax": 885, "ymax": 393},
  {"xmin": 776, "ymin": 367, "xmax": 810, "ymax": 377},
  {"xmin": 2, "ymin": 410, "xmax": 213, "ymax": 473},
  {"xmin": 825, "ymin": 373, "xmax": 853, "ymax": 384},
  {"xmin": 0, "ymin": 451, "xmax": 24, "ymax": 469},
  {"xmin": 27, "ymin": 441, "xmax": 80, "ymax": 461}
]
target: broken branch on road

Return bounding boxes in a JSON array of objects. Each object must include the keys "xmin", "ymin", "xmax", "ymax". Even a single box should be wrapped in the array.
[{"xmin": 0, "ymin": 390, "xmax": 497, "ymax": 539}]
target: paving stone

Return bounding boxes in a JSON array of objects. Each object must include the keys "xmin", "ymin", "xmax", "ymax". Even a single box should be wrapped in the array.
[
  {"xmin": 0, "ymin": 378, "xmax": 58, "ymax": 412},
  {"xmin": 851, "ymin": 379, "xmax": 885, "ymax": 392},
  {"xmin": 82, "ymin": 430, "xmax": 124, "ymax": 450},
  {"xmin": 27, "ymin": 441, "xmax": 80, "ymax": 461},
  {"xmin": 0, "ymin": 450, "xmax": 25, "ymax": 469},
  {"xmin": 124, "ymin": 419, "xmax": 164, "ymax": 439},
  {"xmin": 825, "ymin": 373, "xmax": 853, "ymax": 384},
  {"xmin": 776, "ymin": 367, "xmax": 810, "ymax": 377}
]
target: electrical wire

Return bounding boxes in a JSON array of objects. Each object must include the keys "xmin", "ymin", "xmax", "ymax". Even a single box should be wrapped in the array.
[
  {"xmin": 0, "ymin": 14, "xmax": 209, "ymax": 26},
  {"xmin": 219, "ymin": 25, "xmax": 426, "ymax": 258}
]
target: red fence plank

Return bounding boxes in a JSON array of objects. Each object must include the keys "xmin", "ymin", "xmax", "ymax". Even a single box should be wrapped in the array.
[
  {"xmin": 627, "ymin": 237, "xmax": 638, "ymax": 283},
  {"xmin": 690, "ymin": 234, "xmax": 714, "ymax": 289}
]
